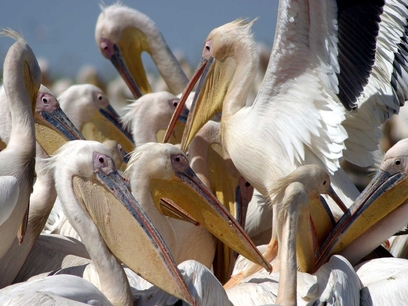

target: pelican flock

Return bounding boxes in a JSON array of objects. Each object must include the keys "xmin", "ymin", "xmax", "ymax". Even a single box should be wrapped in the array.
[{"xmin": 2, "ymin": 0, "xmax": 408, "ymax": 305}]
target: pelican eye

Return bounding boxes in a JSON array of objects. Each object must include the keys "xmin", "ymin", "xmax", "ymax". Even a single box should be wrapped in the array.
[
  {"xmin": 173, "ymin": 101, "xmax": 178, "ymax": 107},
  {"xmin": 205, "ymin": 45, "xmax": 210, "ymax": 51},
  {"xmin": 396, "ymin": 160, "xmax": 401, "ymax": 165},
  {"xmin": 323, "ymin": 180, "xmax": 327, "ymax": 185},
  {"xmin": 98, "ymin": 95, "xmax": 103, "ymax": 101},
  {"xmin": 99, "ymin": 156, "xmax": 104, "ymax": 163},
  {"xmin": 245, "ymin": 182, "xmax": 251, "ymax": 187},
  {"xmin": 175, "ymin": 156, "xmax": 181, "ymax": 163},
  {"xmin": 42, "ymin": 97, "xmax": 48, "ymax": 103}
]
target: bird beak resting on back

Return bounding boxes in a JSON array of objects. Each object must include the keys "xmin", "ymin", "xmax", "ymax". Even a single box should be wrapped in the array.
[{"xmin": 72, "ymin": 151, "xmax": 196, "ymax": 306}]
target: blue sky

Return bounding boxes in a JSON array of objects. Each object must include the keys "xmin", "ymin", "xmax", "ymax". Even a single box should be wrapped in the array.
[{"xmin": 0, "ymin": 0, "xmax": 277, "ymax": 81}]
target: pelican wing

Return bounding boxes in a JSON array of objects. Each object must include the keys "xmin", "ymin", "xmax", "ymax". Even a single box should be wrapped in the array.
[
  {"xmin": 252, "ymin": 0, "xmax": 384, "ymax": 173},
  {"xmin": 343, "ymin": 2, "xmax": 408, "ymax": 166}
]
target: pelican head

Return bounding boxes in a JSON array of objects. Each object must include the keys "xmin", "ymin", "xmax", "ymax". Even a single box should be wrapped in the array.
[
  {"xmin": 272, "ymin": 164, "xmax": 343, "ymax": 273},
  {"xmin": 34, "ymin": 85, "xmax": 85, "ymax": 155},
  {"xmin": 95, "ymin": 3, "xmax": 154, "ymax": 98},
  {"xmin": 164, "ymin": 19, "xmax": 258, "ymax": 150},
  {"xmin": 58, "ymin": 84, "xmax": 134, "ymax": 154},
  {"xmin": 45, "ymin": 140, "xmax": 195, "ymax": 305},
  {"xmin": 126, "ymin": 142, "xmax": 272, "ymax": 272},
  {"xmin": 121, "ymin": 91, "xmax": 189, "ymax": 144},
  {"xmin": 316, "ymin": 138, "xmax": 408, "ymax": 267}
]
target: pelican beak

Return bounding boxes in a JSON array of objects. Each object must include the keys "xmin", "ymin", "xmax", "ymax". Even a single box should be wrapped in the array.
[
  {"xmin": 80, "ymin": 104, "xmax": 135, "ymax": 154},
  {"xmin": 150, "ymin": 153, "xmax": 272, "ymax": 273},
  {"xmin": 296, "ymin": 193, "xmax": 337, "ymax": 273},
  {"xmin": 159, "ymin": 198, "xmax": 200, "ymax": 226},
  {"xmin": 163, "ymin": 57, "xmax": 212, "ymax": 145},
  {"xmin": 73, "ymin": 152, "xmax": 195, "ymax": 305},
  {"xmin": 156, "ymin": 100, "xmax": 189, "ymax": 144},
  {"xmin": 34, "ymin": 94, "xmax": 85, "ymax": 155},
  {"xmin": 207, "ymin": 144, "xmax": 250, "ymax": 283},
  {"xmin": 101, "ymin": 27, "xmax": 152, "ymax": 98},
  {"xmin": 316, "ymin": 169, "xmax": 408, "ymax": 268}
]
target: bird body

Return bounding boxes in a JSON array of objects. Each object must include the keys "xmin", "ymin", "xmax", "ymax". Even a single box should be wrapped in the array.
[
  {"xmin": 95, "ymin": 3, "xmax": 188, "ymax": 98},
  {"xmin": 170, "ymin": 0, "xmax": 408, "ymax": 221},
  {"xmin": 0, "ymin": 30, "xmax": 41, "ymax": 259}
]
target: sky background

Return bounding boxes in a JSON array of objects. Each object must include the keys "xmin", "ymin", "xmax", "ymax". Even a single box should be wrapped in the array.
[{"xmin": 0, "ymin": 0, "xmax": 278, "ymax": 84}]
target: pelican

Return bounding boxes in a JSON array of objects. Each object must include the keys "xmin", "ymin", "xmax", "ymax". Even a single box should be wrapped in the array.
[
  {"xmin": 166, "ymin": 0, "xmax": 408, "ymax": 223},
  {"xmin": 33, "ymin": 85, "xmax": 85, "ymax": 155},
  {"xmin": 57, "ymin": 84, "xmax": 135, "ymax": 154},
  {"xmin": 226, "ymin": 165, "xmax": 361, "ymax": 305},
  {"xmin": 356, "ymin": 257, "xmax": 408, "ymax": 305},
  {"xmin": 42, "ymin": 139, "xmax": 130, "ymax": 241},
  {"xmin": 35, "ymin": 140, "xmax": 196, "ymax": 305},
  {"xmin": 316, "ymin": 137, "xmax": 408, "ymax": 268},
  {"xmin": 95, "ymin": 3, "xmax": 189, "ymax": 98},
  {"xmin": 121, "ymin": 91, "xmax": 189, "ymax": 145},
  {"xmin": 0, "ymin": 144, "xmax": 57, "ymax": 288},
  {"xmin": 225, "ymin": 164, "xmax": 344, "ymax": 287},
  {"xmin": 0, "ymin": 83, "xmax": 85, "ymax": 155},
  {"xmin": 0, "ymin": 274, "xmax": 113, "ymax": 305},
  {"xmin": 0, "ymin": 30, "xmax": 40, "ymax": 257},
  {"xmin": 187, "ymin": 120, "xmax": 254, "ymax": 282},
  {"xmin": 125, "ymin": 142, "xmax": 272, "ymax": 273}
]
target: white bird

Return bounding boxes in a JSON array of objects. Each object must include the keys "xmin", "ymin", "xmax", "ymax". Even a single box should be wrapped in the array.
[
  {"xmin": 0, "ymin": 30, "xmax": 41, "ymax": 258},
  {"xmin": 187, "ymin": 120, "xmax": 254, "ymax": 282},
  {"xmin": 31, "ymin": 140, "xmax": 198, "ymax": 305},
  {"xmin": 0, "ymin": 144, "xmax": 57, "ymax": 288},
  {"xmin": 43, "ymin": 139, "xmax": 129, "ymax": 241},
  {"xmin": 316, "ymin": 137, "xmax": 408, "ymax": 268},
  {"xmin": 125, "ymin": 142, "xmax": 271, "ymax": 273},
  {"xmin": 57, "ymin": 83, "xmax": 134, "ymax": 154},
  {"xmin": 167, "ymin": 0, "xmax": 408, "ymax": 222},
  {"xmin": 356, "ymin": 257, "xmax": 408, "ymax": 305},
  {"xmin": 95, "ymin": 3, "xmax": 189, "ymax": 99},
  {"xmin": 0, "ymin": 274, "xmax": 112, "ymax": 305},
  {"xmin": 121, "ymin": 91, "xmax": 189, "ymax": 145},
  {"xmin": 226, "ymin": 165, "xmax": 361, "ymax": 305}
]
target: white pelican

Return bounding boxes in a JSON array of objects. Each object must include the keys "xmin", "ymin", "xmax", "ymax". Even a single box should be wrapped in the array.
[
  {"xmin": 316, "ymin": 137, "xmax": 408, "ymax": 267},
  {"xmin": 225, "ymin": 164, "xmax": 344, "ymax": 287},
  {"xmin": 187, "ymin": 120, "xmax": 254, "ymax": 282},
  {"xmin": 121, "ymin": 91, "xmax": 189, "ymax": 145},
  {"xmin": 42, "ymin": 139, "xmax": 130, "ymax": 241},
  {"xmin": 166, "ymin": 0, "xmax": 408, "ymax": 221},
  {"xmin": 95, "ymin": 3, "xmax": 189, "ymax": 98},
  {"xmin": 37, "ymin": 140, "xmax": 196, "ymax": 305},
  {"xmin": 226, "ymin": 165, "xmax": 361, "ymax": 305},
  {"xmin": 33, "ymin": 85, "xmax": 85, "ymax": 155},
  {"xmin": 57, "ymin": 84, "xmax": 135, "ymax": 154},
  {"xmin": 125, "ymin": 142, "xmax": 272, "ymax": 273},
  {"xmin": 0, "ymin": 144, "xmax": 57, "ymax": 288},
  {"xmin": 0, "ymin": 30, "xmax": 41, "ymax": 257},
  {"xmin": 0, "ymin": 274, "xmax": 112, "ymax": 305},
  {"xmin": 355, "ymin": 257, "xmax": 408, "ymax": 305},
  {"xmin": 0, "ymin": 84, "xmax": 85, "ymax": 155}
]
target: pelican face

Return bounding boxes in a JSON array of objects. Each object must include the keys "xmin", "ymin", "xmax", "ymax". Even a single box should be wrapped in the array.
[
  {"xmin": 98, "ymin": 30, "xmax": 150, "ymax": 99},
  {"xmin": 316, "ymin": 139, "xmax": 408, "ymax": 267},
  {"xmin": 69, "ymin": 143, "xmax": 194, "ymax": 305},
  {"xmin": 80, "ymin": 92, "xmax": 135, "ymax": 154},
  {"xmin": 34, "ymin": 91, "xmax": 85, "ymax": 155},
  {"xmin": 131, "ymin": 143, "xmax": 271, "ymax": 272},
  {"xmin": 164, "ymin": 20, "xmax": 256, "ymax": 151}
]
